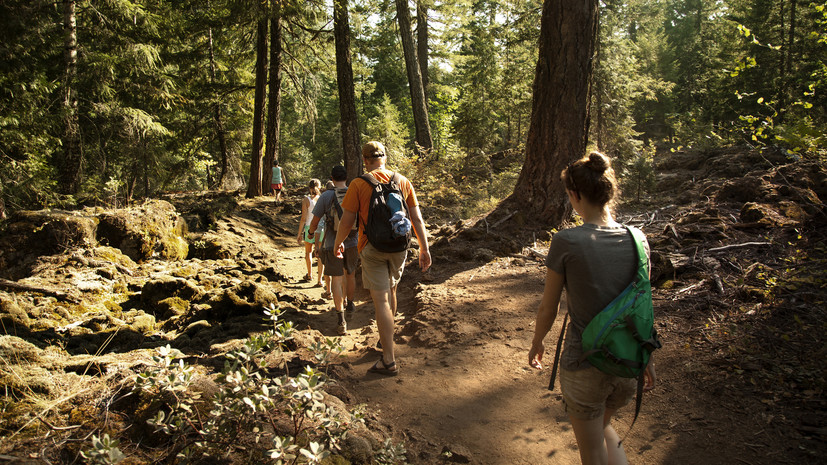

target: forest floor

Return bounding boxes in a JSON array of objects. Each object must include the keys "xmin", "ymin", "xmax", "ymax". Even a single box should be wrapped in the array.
[{"xmin": 0, "ymin": 147, "xmax": 825, "ymax": 464}]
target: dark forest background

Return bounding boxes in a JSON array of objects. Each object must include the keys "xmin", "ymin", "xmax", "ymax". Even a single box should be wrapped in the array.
[{"xmin": 1, "ymin": 0, "xmax": 824, "ymax": 220}]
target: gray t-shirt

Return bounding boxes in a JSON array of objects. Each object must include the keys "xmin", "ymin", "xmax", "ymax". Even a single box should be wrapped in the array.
[
  {"xmin": 312, "ymin": 189, "xmax": 358, "ymax": 251},
  {"xmin": 545, "ymin": 223, "xmax": 650, "ymax": 370}
]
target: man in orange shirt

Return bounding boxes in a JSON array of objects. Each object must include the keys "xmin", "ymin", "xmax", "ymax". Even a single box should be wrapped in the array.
[{"xmin": 333, "ymin": 141, "xmax": 432, "ymax": 376}]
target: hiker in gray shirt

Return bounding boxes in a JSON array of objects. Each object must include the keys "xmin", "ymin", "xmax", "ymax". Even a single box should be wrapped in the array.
[
  {"xmin": 529, "ymin": 151, "xmax": 656, "ymax": 465},
  {"xmin": 309, "ymin": 166, "xmax": 358, "ymax": 335}
]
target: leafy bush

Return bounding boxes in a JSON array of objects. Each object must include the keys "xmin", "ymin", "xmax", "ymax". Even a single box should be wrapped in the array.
[{"xmin": 120, "ymin": 305, "xmax": 383, "ymax": 464}]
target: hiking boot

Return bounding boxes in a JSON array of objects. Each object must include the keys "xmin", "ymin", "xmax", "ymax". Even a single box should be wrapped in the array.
[{"xmin": 345, "ymin": 300, "xmax": 355, "ymax": 314}]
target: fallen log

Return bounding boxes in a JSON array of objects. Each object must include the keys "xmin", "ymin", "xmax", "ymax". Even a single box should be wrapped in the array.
[
  {"xmin": 0, "ymin": 278, "xmax": 81, "ymax": 303},
  {"xmin": 708, "ymin": 242, "xmax": 772, "ymax": 253}
]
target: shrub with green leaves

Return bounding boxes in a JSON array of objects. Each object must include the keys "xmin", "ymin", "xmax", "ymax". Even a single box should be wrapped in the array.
[{"xmin": 124, "ymin": 304, "xmax": 380, "ymax": 464}]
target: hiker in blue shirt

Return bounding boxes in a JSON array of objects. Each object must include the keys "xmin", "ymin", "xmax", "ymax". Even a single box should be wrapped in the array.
[
  {"xmin": 528, "ymin": 151, "xmax": 656, "ymax": 465},
  {"xmin": 309, "ymin": 167, "xmax": 358, "ymax": 335},
  {"xmin": 271, "ymin": 161, "xmax": 286, "ymax": 202}
]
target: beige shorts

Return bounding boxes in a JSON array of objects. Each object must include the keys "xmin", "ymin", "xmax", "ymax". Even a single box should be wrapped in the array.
[
  {"xmin": 559, "ymin": 365, "xmax": 636, "ymax": 420},
  {"xmin": 359, "ymin": 243, "xmax": 406, "ymax": 290}
]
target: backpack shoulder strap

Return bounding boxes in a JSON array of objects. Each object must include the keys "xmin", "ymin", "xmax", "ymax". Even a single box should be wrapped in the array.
[
  {"xmin": 332, "ymin": 189, "xmax": 344, "ymax": 219},
  {"xmin": 548, "ymin": 312, "xmax": 569, "ymax": 391},
  {"xmin": 359, "ymin": 172, "xmax": 378, "ymax": 187},
  {"xmin": 624, "ymin": 225, "xmax": 650, "ymax": 282}
]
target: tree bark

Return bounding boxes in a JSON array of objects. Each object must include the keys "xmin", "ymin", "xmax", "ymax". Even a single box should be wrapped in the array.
[
  {"xmin": 333, "ymin": 0, "xmax": 362, "ymax": 182},
  {"xmin": 208, "ymin": 27, "xmax": 229, "ymax": 190},
  {"xmin": 395, "ymin": 0, "xmax": 433, "ymax": 157},
  {"xmin": 509, "ymin": 0, "xmax": 598, "ymax": 225},
  {"xmin": 417, "ymin": 1, "xmax": 429, "ymax": 102},
  {"xmin": 59, "ymin": 0, "xmax": 82, "ymax": 195},
  {"xmin": 264, "ymin": 13, "xmax": 282, "ymax": 194},
  {"xmin": 246, "ymin": 14, "xmax": 268, "ymax": 199}
]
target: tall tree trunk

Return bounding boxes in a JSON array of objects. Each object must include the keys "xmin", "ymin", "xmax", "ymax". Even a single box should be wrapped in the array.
[
  {"xmin": 780, "ymin": 0, "xmax": 797, "ymax": 122},
  {"xmin": 264, "ymin": 13, "xmax": 282, "ymax": 194},
  {"xmin": 142, "ymin": 140, "xmax": 149, "ymax": 197},
  {"xmin": 59, "ymin": 0, "xmax": 82, "ymax": 195},
  {"xmin": 246, "ymin": 14, "xmax": 268, "ymax": 198},
  {"xmin": 208, "ymin": 27, "xmax": 229, "ymax": 190},
  {"xmin": 395, "ymin": 0, "xmax": 433, "ymax": 157},
  {"xmin": 416, "ymin": 1, "xmax": 429, "ymax": 103},
  {"xmin": 334, "ymin": 0, "xmax": 362, "ymax": 182},
  {"xmin": 508, "ymin": 0, "xmax": 598, "ymax": 225},
  {"xmin": 595, "ymin": 13, "xmax": 603, "ymax": 150}
]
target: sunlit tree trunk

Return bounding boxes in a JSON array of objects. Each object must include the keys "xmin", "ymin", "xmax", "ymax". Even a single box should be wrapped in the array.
[
  {"xmin": 334, "ymin": 0, "xmax": 362, "ymax": 182},
  {"xmin": 417, "ymin": 1, "xmax": 429, "ymax": 102},
  {"xmin": 246, "ymin": 13, "xmax": 268, "ymax": 198},
  {"xmin": 264, "ymin": 13, "xmax": 282, "ymax": 194},
  {"xmin": 395, "ymin": 0, "xmax": 433, "ymax": 157},
  {"xmin": 509, "ymin": 0, "xmax": 598, "ymax": 225},
  {"xmin": 59, "ymin": 0, "xmax": 82, "ymax": 195}
]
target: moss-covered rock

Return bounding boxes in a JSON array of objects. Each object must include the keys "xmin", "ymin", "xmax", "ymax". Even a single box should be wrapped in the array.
[
  {"xmin": 156, "ymin": 296, "xmax": 190, "ymax": 319},
  {"xmin": 0, "ymin": 335, "xmax": 43, "ymax": 363},
  {"xmin": 0, "ymin": 295, "xmax": 31, "ymax": 332},
  {"xmin": 141, "ymin": 276, "xmax": 203, "ymax": 317},
  {"xmin": 0, "ymin": 210, "xmax": 98, "ymax": 279},
  {"xmin": 207, "ymin": 280, "xmax": 278, "ymax": 319},
  {"xmin": 96, "ymin": 199, "xmax": 188, "ymax": 262}
]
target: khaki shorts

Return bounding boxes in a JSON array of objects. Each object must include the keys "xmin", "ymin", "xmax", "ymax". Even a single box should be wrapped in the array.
[
  {"xmin": 321, "ymin": 247, "xmax": 358, "ymax": 276},
  {"xmin": 559, "ymin": 365, "xmax": 636, "ymax": 420},
  {"xmin": 360, "ymin": 243, "xmax": 406, "ymax": 291}
]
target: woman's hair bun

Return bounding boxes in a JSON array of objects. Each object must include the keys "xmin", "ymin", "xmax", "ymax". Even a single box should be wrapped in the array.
[{"xmin": 585, "ymin": 151, "xmax": 610, "ymax": 173}]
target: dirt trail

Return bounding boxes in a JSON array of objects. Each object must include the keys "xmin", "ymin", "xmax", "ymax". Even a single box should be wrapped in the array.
[
  {"xmin": 272, "ymin": 210, "xmax": 757, "ymax": 465},
  {"xmin": 1, "ymin": 148, "xmax": 823, "ymax": 464}
]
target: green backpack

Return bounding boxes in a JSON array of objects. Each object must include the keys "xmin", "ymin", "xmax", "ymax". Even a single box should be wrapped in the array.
[
  {"xmin": 548, "ymin": 226, "xmax": 661, "ymax": 431},
  {"xmin": 579, "ymin": 226, "xmax": 661, "ymax": 378}
]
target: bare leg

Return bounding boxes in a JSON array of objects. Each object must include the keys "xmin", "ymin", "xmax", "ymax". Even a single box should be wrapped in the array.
[
  {"xmin": 602, "ymin": 409, "xmax": 628, "ymax": 465},
  {"xmin": 331, "ymin": 276, "xmax": 344, "ymax": 312},
  {"xmin": 570, "ymin": 415, "xmax": 608, "ymax": 465},
  {"xmin": 316, "ymin": 259, "xmax": 324, "ymax": 286},
  {"xmin": 345, "ymin": 270, "xmax": 356, "ymax": 304},
  {"xmin": 370, "ymin": 288, "xmax": 395, "ymax": 364},
  {"xmin": 569, "ymin": 408, "xmax": 628, "ymax": 465},
  {"xmin": 389, "ymin": 283, "xmax": 398, "ymax": 317},
  {"xmin": 303, "ymin": 242, "xmax": 313, "ymax": 278}
]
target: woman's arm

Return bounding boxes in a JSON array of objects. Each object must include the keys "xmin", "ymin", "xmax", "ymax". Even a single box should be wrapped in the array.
[
  {"xmin": 644, "ymin": 355, "xmax": 656, "ymax": 391},
  {"xmin": 529, "ymin": 268, "xmax": 565, "ymax": 369},
  {"xmin": 297, "ymin": 197, "xmax": 308, "ymax": 245}
]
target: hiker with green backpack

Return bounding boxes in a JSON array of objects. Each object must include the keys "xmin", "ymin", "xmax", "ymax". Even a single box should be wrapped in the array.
[{"xmin": 528, "ymin": 151, "xmax": 659, "ymax": 465}]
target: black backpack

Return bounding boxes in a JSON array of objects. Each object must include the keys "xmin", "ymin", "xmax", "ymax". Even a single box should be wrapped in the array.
[{"xmin": 359, "ymin": 172, "xmax": 412, "ymax": 253}]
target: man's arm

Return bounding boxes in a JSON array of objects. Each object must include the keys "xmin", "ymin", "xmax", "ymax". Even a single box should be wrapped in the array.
[
  {"xmin": 308, "ymin": 214, "xmax": 321, "ymax": 236},
  {"xmin": 333, "ymin": 209, "xmax": 357, "ymax": 254},
  {"xmin": 408, "ymin": 204, "xmax": 431, "ymax": 272}
]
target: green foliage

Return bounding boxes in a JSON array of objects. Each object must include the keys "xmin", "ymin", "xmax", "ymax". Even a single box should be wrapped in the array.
[
  {"xmin": 3, "ymin": 0, "xmax": 825, "ymax": 210},
  {"xmin": 81, "ymin": 434, "xmax": 126, "ymax": 465},
  {"xmin": 366, "ymin": 94, "xmax": 410, "ymax": 171},
  {"xmin": 618, "ymin": 145, "xmax": 657, "ymax": 203},
  {"xmin": 727, "ymin": 8, "xmax": 827, "ymax": 155},
  {"xmin": 126, "ymin": 304, "xmax": 367, "ymax": 464},
  {"xmin": 375, "ymin": 438, "xmax": 408, "ymax": 465}
]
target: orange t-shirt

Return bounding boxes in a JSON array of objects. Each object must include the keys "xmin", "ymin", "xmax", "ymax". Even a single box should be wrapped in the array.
[{"xmin": 341, "ymin": 168, "xmax": 419, "ymax": 252}]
